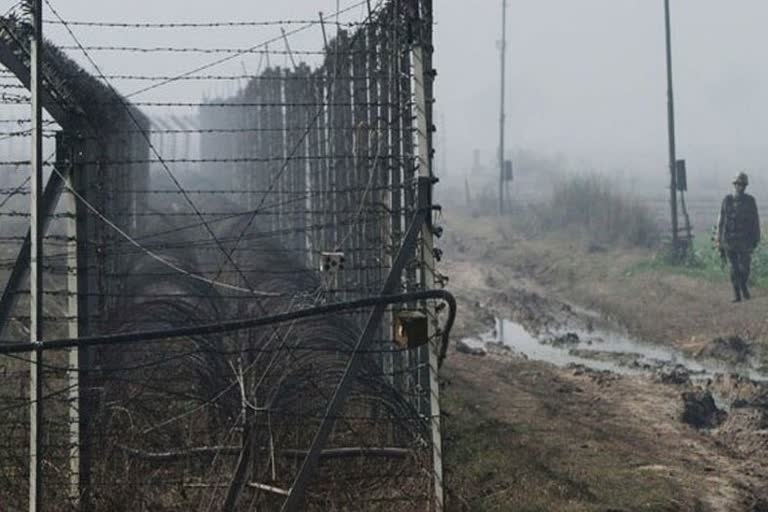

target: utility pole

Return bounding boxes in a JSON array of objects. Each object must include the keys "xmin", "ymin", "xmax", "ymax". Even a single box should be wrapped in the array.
[
  {"xmin": 664, "ymin": 0, "xmax": 679, "ymax": 251},
  {"xmin": 498, "ymin": 0, "xmax": 508, "ymax": 215},
  {"xmin": 29, "ymin": 0, "xmax": 44, "ymax": 510}
]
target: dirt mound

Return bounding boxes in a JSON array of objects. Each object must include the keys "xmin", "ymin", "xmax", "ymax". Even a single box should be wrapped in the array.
[
  {"xmin": 658, "ymin": 365, "xmax": 691, "ymax": 385},
  {"xmin": 709, "ymin": 374, "xmax": 767, "ymax": 405},
  {"xmin": 491, "ymin": 288, "xmax": 578, "ymax": 334},
  {"xmin": 681, "ymin": 390, "xmax": 727, "ymax": 429},
  {"xmin": 733, "ymin": 392, "xmax": 768, "ymax": 429},
  {"xmin": 697, "ymin": 336, "xmax": 754, "ymax": 365}
]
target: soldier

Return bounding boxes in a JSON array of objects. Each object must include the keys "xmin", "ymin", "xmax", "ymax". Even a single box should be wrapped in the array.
[{"xmin": 717, "ymin": 172, "xmax": 761, "ymax": 302}]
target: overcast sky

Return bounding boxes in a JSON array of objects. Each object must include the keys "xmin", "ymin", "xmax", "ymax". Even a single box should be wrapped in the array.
[
  {"xmin": 434, "ymin": 0, "xmax": 768, "ymax": 186},
  {"xmin": 4, "ymin": 0, "xmax": 767, "ymax": 189}
]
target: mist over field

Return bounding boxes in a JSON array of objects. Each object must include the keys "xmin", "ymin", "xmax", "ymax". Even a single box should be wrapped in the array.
[
  {"xmin": 1, "ymin": 0, "xmax": 762, "ymax": 194},
  {"xmin": 434, "ymin": 1, "xmax": 768, "ymax": 195}
]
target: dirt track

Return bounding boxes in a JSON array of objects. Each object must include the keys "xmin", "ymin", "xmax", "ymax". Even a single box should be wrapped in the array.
[{"xmin": 442, "ymin": 213, "xmax": 768, "ymax": 511}]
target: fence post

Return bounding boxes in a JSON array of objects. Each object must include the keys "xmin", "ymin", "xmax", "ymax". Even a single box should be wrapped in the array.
[
  {"xmin": 335, "ymin": 31, "xmax": 353, "ymax": 300},
  {"xmin": 29, "ymin": 1, "xmax": 45, "ymax": 508},
  {"xmin": 412, "ymin": 0, "xmax": 444, "ymax": 508}
]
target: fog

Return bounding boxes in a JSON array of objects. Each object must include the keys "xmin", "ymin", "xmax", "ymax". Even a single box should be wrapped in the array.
[
  {"xmin": 435, "ymin": 0, "xmax": 768, "ymax": 190},
  {"xmin": 6, "ymin": 0, "xmax": 768, "ymax": 192}
]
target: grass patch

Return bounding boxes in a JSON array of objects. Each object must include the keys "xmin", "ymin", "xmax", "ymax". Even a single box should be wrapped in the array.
[{"xmin": 632, "ymin": 235, "xmax": 768, "ymax": 287}]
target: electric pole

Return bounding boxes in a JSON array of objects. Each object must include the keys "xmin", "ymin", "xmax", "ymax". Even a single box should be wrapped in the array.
[
  {"xmin": 29, "ymin": 0, "xmax": 45, "ymax": 510},
  {"xmin": 664, "ymin": 0, "xmax": 679, "ymax": 251},
  {"xmin": 498, "ymin": 0, "xmax": 507, "ymax": 215}
]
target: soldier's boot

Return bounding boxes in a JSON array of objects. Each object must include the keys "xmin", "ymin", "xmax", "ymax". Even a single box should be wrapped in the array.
[
  {"xmin": 741, "ymin": 281, "xmax": 751, "ymax": 300},
  {"xmin": 732, "ymin": 283, "xmax": 742, "ymax": 303}
]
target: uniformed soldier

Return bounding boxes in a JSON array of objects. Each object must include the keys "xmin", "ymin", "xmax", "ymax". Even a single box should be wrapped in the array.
[{"xmin": 717, "ymin": 172, "xmax": 761, "ymax": 302}]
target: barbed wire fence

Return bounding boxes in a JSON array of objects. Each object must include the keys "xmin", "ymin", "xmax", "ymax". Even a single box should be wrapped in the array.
[{"xmin": 0, "ymin": 0, "xmax": 451, "ymax": 510}]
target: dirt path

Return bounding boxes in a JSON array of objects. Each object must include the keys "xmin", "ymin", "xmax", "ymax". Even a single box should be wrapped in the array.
[
  {"xmin": 445, "ymin": 213, "xmax": 768, "ymax": 365},
  {"xmin": 441, "ymin": 213, "xmax": 768, "ymax": 511}
]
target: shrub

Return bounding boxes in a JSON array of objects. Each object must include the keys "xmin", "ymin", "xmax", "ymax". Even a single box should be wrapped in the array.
[{"xmin": 544, "ymin": 175, "xmax": 660, "ymax": 248}]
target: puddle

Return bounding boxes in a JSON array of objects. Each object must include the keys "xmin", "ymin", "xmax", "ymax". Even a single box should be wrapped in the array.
[{"xmin": 474, "ymin": 317, "xmax": 768, "ymax": 383}]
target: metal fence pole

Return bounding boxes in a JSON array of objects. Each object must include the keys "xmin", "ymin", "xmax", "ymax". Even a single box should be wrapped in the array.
[
  {"xmin": 413, "ymin": 10, "xmax": 444, "ymax": 506},
  {"xmin": 59, "ymin": 137, "xmax": 82, "ymax": 509},
  {"xmin": 29, "ymin": 1, "xmax": 44, "ymax": 510}
]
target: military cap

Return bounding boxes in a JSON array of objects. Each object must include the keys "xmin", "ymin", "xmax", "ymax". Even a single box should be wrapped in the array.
[{"xmin": 733, "ymin": 172, "xmax": 749, "ymax": 186}]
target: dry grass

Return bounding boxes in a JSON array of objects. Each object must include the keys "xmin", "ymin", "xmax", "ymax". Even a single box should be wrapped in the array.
[{"xmin": 524, "ymin": 175, "xmax": 661, "ymax": 248}]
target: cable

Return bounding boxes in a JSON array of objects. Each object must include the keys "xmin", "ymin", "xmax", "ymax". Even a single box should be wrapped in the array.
[
  {"xmin": 44, "ymin": 19, "xmax": 365, "ymax": 29},
  {"xmin": 46, "ymin": 0, "xmax": 265, "ymax": 298},
  {"xmin": 57, "ymin": 46, "xmax": 367, "ymax": 56},
  {"xmin": 0, "ymin": 177, "xmax": 30, "ymax": 210},
  {"xmin": 0, "ymin": 290, "xmax": 456, "ymax": 361},
  {"xmin": 93, "ymin": 73, "xmax": 376, "ymax": 82},
  {"xmin": 123, "ymin": 0, "xmax": 369, "ymax": 98},
  {"xmin": 48, "ymin": 165, "xmax": 278, "ymax": 297}
]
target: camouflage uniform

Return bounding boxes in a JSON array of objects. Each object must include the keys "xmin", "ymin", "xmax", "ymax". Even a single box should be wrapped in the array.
[{"xmin": 717, "ymin": 180, "xmax": 760, "ymax": 301}]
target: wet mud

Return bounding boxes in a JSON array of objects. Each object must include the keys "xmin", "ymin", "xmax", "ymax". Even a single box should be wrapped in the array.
[{"xmin": 443, "ymin": 214, "xmax": 768, "ymax": 510}]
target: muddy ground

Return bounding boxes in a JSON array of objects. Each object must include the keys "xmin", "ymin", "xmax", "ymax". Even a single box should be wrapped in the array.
[{"xmin": 441, "ymin": 212, "xmax": 768, "ymax": 511}]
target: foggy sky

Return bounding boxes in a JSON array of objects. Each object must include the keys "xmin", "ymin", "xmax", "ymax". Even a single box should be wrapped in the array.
[
  {"xmin": 5, "ymin": 0, "xmax": 768, "ymax": 189},
  {"xmin": 436, "ymin": 0, "xmax": 768, "ymax": 186}
]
